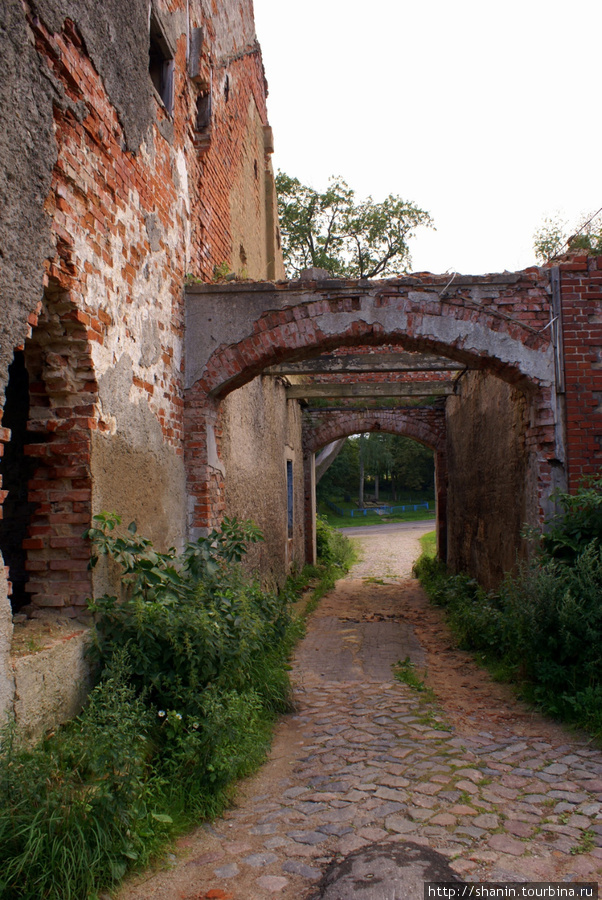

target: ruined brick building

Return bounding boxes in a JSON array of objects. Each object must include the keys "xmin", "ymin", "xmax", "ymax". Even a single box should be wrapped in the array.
[
  {"xmin": 0, "ymin": 0, "xmax": 297, "ymax": 732},
  {"xmin": 1, "ymin": 0, "xmax": 601, "ymax": 736}
]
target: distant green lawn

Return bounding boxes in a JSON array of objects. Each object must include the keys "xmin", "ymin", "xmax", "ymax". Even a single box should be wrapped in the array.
[{"xmin": 319, "ymin": 501, "xmax": 436, "ymax": 530}]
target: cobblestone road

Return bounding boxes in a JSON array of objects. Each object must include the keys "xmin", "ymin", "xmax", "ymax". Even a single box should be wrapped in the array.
[{"xmin": 118, "ymin": 523, "xmax": 602, "ymax": 900}]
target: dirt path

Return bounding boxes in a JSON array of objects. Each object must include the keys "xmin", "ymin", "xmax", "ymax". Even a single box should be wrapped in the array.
[{"xmin": 116, "ymin": 525, "xmax": 602, "ymax": 900}]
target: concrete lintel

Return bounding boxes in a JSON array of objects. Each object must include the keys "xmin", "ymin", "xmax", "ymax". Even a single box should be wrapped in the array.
[
  {"xmin": 286, "ymin": 382, "xmax": 455, "ymax": 399},
  {"xmin": 264, "ymin": 352, "xmax": 466, "ymax": 375},
  {"xmin": 185, "ymin": 270, "xmax": 551, "ymax": 391}
]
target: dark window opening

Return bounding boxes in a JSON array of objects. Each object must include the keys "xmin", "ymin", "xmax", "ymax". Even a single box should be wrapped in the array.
[
  {"xmin": 0, "ymin": 352, "xmax": 42, "ymax": 612},
  {"xmin": 287, "ymin": 460, "xmax": 294, "ymax": 539},
  {"xmin": 149, "ymin": 14, "xmax": 175, "ymax": 114},
  {"xmin": 195, "ymin": 90, "xmax": 211, "ymax": 132}
]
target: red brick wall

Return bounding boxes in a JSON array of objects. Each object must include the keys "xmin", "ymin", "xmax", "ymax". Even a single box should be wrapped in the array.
[
  {"xmin": 559, "ymin": 255, "xmax": 602, "ymax": 490},
  {"xmin": 1, "ymin": 1, "xmax": 277, "ymax": 611}
]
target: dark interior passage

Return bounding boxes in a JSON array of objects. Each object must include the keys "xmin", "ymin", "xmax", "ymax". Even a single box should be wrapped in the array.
[{"xmin": 0, "ymin": 351, "xmax": 41, "ymax": 612}]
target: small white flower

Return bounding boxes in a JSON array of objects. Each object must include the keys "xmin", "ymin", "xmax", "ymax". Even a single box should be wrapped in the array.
[
  {"xmin": 158, "ymin": 710, "xmax": 166, "ymax": 717},
  {"xmin": 175, "ymin": 713, "xmax": 182, "ymax": 720}
]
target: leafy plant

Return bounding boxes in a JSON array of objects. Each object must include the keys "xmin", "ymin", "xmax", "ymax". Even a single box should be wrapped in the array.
[
  {"xmin": 316, "ymin": 513, "xmax": 356, "ymax": 570},
  {"xmin": 0, "ymin": 511, "xmax": 357, "ymax": 898},
  {"xmin": 541, "ymin": 474, "xmax": 602, "ymax": 562},
  {"xmin": 394, "ymin": 656, "xmax": 430, "ymax": 693},
  {"xmin": 0, "ymin": 651, "xmax": 160, "ymax": 900},
  {"xmin": 534, "ymin": 209, "xmax": 602, "ymax": 263},
  {"xmin": 413, "ymin": 483, "xmax": 602, "ymax": 737},
  {"xmin": 276, "ymin": 172, "xmax": 433, "ymax": 278},
  {"xmin": 212, "ymin": 261, "xmax": 231, "ymax": 280}
]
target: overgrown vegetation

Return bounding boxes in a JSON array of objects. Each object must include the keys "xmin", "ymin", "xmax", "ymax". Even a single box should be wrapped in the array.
[
  {"xmin": 534, "ymin": 209, "xmax": 602, "ymax": 263},
  {"xmin": 414, "ymin": 477, "xmax": 602, "ymax": 738},
  {"xmin": 315, "ymin": 514, "xmax": 357, "ymax": 572},
  {"xmin": 419, "ymin": 530, "xmax": 437, "ymax": 559},
  {"xmin": 276, "ymin": 172, "xmax": 432, "ymax": 278},
  {"xmin": 0, "ymin": 513, "xmax": 353, "ymax": 899}
]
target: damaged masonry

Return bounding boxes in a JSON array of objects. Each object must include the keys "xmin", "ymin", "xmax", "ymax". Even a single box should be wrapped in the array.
[{"xmin": 0, "ymin": 0, "xmax": 601, "ymax": 743}]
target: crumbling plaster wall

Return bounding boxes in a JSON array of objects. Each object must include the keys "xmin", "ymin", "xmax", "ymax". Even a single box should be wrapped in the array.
[
  {"xmin": 445, "ymin": 370, "xmax": 537, "ymax": 589},
  {"xmin": 0, "ymin": 0, "xmax": 289, "ymax": 729},
  {"xmin": 220, "ymin": 378, "xmax": 305, "ymax": 587}
]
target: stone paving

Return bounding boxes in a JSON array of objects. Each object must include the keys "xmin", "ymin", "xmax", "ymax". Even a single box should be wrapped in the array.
[{"xmin": 118, "ymin": 524, "xmax": 602, "ymax": 900}]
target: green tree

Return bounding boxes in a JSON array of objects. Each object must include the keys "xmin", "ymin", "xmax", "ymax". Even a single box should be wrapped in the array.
[
  {"xmin": 316, "ymin": 438, "xmax": 359, "ymax": 502},
  {"xmin": 276, "ymin": 173, "xmax": 433, "ymax": 279},
  {"xmin": 390, "ymin": 437, "xmax": 434, "ymax": 495},
  {"xmin": 533, "ymin": 210, "xmax": 602, "ymax": 263}
]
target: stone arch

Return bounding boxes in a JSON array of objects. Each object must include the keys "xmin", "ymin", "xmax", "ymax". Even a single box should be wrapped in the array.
[
  {"xmin": 187, "ymin": 277, "xmax": 554, "ymax": 402},
  {"xmin": 0, "ymin": 284, "xmax": 99, "ymax": 615},
  {"xmin": 184, "ymin": 274, "xmax": 560, "ymax": 553},
  {"xmin": 301, "ymin": 406, "xmax": 447, "ymax": 564},
  {"xmin": 303, "ymin": 407, "xmax": 445, "ymax": 456}
]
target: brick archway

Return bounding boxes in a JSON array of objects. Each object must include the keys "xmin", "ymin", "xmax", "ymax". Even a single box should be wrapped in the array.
[
  {"xmin": 0, "ymin": 286, "xmax": 99, "ymax": 615},
  {"xmin": 186, "ymin": 273, "xmax": 554, "ymax": 400},
  {"xmin": 303, "ymin": 407, "xmax": 445, "ymax": 456},
  {"xmin": 184, "ymin": 272, "xmax": 558, "ymax": 539},
  {"xmin": 301, "ymin": 407, "xmax": 447, "ymax": 564}
]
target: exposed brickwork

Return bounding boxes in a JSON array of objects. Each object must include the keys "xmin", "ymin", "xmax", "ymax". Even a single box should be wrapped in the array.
[
  {"xmin": 21, "ymin": 287, "xmax": 98, "ymax": 613},
  {"xmin": 185, "ymin": 272, "xmax": 555, "ymax": 536},
  {"xmin": 302, "ymin": 407, "xmax": 446, "ymax": 455},
  {"xmin": 558, "ymin": 255, "xmax": 602, "ymax": 490},
  {"xmin": 189, "ymin": 272, "xmax": 553, "ymax": 401},
  {"xmin": 0, "ymin": 0, "xmax": 282, "ymax": 613},
  {"xmin": 301, "ymin": 406, "xmax": 449, "ymax": 562}
]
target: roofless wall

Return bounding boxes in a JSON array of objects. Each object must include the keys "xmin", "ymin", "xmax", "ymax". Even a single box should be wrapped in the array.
[{"xmin": 184, "ymin": 267, "xmax": 569, "ymax": 586}]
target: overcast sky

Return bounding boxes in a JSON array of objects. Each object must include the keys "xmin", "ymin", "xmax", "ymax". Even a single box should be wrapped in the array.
[{"xmin": 252, "ymin": 0, "xmax": 601, "ymax": 276}]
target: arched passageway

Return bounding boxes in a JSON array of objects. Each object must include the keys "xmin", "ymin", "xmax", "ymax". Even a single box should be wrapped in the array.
[
  {"xmin": 184, "ymin": 271, "xmax": 563, "ymax": 585},
  {"xmin": 0, "ymin": 286, "xmax": 98, "ymax": 614},
  {"xmin": 301, "ymin": 407, "xmax": 447, "ymax": 565}
]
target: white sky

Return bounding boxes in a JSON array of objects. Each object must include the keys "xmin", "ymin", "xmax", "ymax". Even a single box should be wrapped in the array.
[{"xmin": 253, "ymin": 0, "xmax": 601, "ymax": 276}]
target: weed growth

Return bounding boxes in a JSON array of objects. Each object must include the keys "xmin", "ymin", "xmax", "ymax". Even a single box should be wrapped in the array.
[
  {"xmin": 413, "ymin": 477, "xmax": 602, "ymax": 738},
  {"xmin": 0, "ymin": 514, "xmax": 353, "ymax": 898}
]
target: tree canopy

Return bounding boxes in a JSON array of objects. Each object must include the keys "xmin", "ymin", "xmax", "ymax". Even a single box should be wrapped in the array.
[
  {"xmin": 317, "ymin": 433, "xmax": 434, "ymax": 504},
  {"xmin": 276, "ymin": 173, "xmax": 433, "ymax": 279},
  {"xmin": 533, "ymin": 210, "xmax": 602, "ymax": 263}
]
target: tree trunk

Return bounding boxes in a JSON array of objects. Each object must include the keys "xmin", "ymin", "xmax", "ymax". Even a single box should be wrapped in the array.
[{"xmin": 374, "ymin": 472, "xmax": 379, "ymax": 501}]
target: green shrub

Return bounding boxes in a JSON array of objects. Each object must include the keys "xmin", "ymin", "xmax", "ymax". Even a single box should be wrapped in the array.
[
  {"xmin": 541, "ymin": 475, "xmax": 602, "ymax": 562},
  {"xmin": 0, "ymin": 514, "xmax": 313, "ymax": 898},
  {"xmin": 316, "ymin": 514, "xmax": 355, "ymax": 570},
  {"xmin": 0, "ymin": 651, "xmax": 160, "ymax": 900},
  {"xmin": 414, "ymin": 483, "xmax": 602, "ymax": 738}
]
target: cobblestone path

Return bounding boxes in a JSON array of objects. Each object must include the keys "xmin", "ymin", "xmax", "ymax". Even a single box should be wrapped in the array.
[{"xmin": 118, "ymin": 524, "xmax": 602, "ymax": 900}]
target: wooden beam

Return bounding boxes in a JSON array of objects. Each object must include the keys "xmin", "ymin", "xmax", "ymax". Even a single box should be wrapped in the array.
[
  {"xmin": 266, "ymin": 352, "xmax": 465, "ymax": 375},
  {"xmin": 286, "ymin": 381, "xmax": 455, "ymax": 399}
]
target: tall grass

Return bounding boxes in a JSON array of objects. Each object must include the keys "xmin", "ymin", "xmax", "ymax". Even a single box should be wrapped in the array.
[
  {"xmin": 0, "ymin": 515, "xmax": 354, "ymax": 899},
  {"xmin": 414, "ymin": 542, "xmax": 602, "ymax": 737}
]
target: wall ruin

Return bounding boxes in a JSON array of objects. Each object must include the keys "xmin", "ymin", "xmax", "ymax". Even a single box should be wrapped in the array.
[
  {"xmin": 0, "ymin": 0, "xmax": 291, "ymax": 731},
  {"xmin": 445, "ymin": 371, "xmax": 534, "ymax": 589}
]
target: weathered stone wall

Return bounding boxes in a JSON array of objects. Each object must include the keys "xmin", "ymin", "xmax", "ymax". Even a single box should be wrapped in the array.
[
  {"xmin": 221, "ymin": 378, "xmax": 304, "ymax": 585},
  {"xmin": 0, "ymin": 0, "xmax": 288, "ymax": 730},
  {"xmin": 445, "ymin": 371, "xmax": 536, "ymax": 589}
]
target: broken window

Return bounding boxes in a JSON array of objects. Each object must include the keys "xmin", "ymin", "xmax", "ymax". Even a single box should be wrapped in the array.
[
  {"xmin": 149, "ymin": 11, "xmax": 175, "ymax": 114},
  {"xmin": 195, "ymin": 89, "xmax": 211, "ymax": 133}
]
